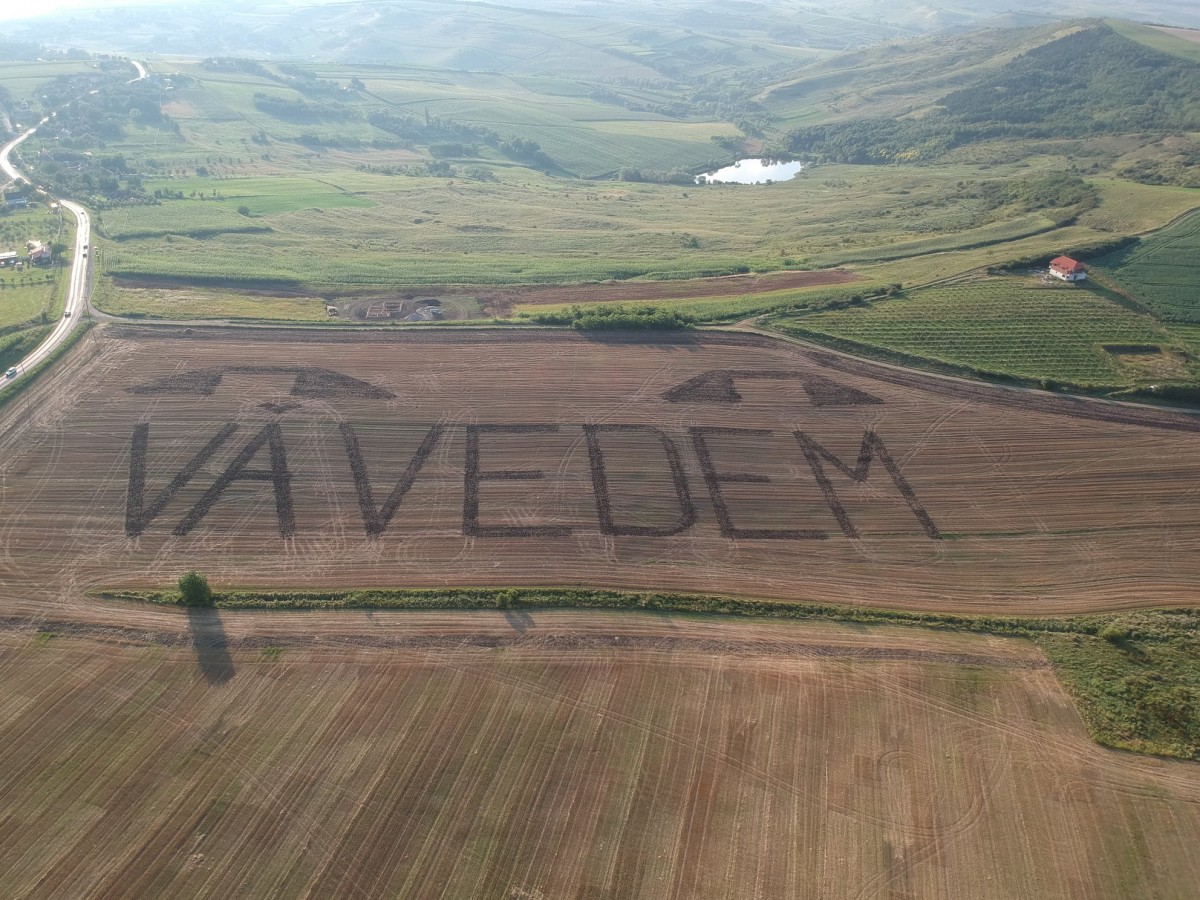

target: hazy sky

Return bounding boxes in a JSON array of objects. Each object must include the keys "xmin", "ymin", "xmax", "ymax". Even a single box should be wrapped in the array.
[{"xmin": 4, "ymin": 0, "xmax": 162, "ymax": 20}]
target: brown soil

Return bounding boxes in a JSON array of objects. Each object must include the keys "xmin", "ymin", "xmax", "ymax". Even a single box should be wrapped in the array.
[
  {"xmin": 1, "ymin": 325, "xmax": 1198, "ymax": 623},
  {"xmin": 0, "ymin": 616, "xmax": 1197, "ymax": 899},
  {"xmin": 2, "ymin": 327, "xmax": 1200, "ymax": 897}
]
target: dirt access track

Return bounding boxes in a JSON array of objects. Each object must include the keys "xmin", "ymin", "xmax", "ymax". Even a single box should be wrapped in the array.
[{"xmin": 1, "ymin": 324, "xmax": 1198, "ymax": 618}]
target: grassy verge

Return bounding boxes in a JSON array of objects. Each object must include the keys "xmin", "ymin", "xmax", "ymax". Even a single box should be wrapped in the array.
[
  {"xmin": 0, "ymin": 321, "xmax": 89, "ymax": 411},
  {"xmin": 101, "ymin": 584, "xmax": 1200, "ymax": 760}
]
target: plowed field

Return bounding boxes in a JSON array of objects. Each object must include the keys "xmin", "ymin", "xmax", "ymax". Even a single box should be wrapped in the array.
[
  {"xmin": 1, "ymin": 325, "xmax": 1199, "ymax": 617},
  {"xmin": 1, "ymin": 611, "xmax": 1198, "ymax": 900}
]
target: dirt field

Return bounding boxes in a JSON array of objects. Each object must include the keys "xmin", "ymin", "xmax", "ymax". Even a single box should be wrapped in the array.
[
  {"xmin": 1, "ymin": 325, "xmax": 1199, "ymax": 619},
  {"xmin": 1, "ymin": 611, "xmax": 1198, "ymax": 900},
  {"xmin": 3, "ymin": 326, "xmax": 1200, "ymax": 898},
  {"xmin": 1151, "ymin": 25, "xmax": 1200, "ymax": 45}
]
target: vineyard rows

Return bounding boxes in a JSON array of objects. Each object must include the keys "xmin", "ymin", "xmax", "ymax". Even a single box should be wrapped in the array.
[{"xmin": 786, "ymin": 278, "xmax": 1184, "ymax": 385}]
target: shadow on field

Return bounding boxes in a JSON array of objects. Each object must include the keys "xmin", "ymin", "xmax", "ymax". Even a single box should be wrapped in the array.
[
  {"xmin": 503, "ymin": 608, "xmax": 534, "ymax": 634},
  {"xmin": 186, "ymin": 607, "xmax": 235, "ymax": 685}
]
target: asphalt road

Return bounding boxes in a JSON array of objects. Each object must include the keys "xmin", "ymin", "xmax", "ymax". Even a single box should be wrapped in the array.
[{"xmin": 0, "ymin": 121, "xmax": 90, "ymax": 389}]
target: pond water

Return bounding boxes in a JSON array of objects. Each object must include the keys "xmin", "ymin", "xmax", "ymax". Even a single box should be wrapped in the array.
[{"xmin": 697, "ymin": 158, "xmax": 804, "ymax": 184}]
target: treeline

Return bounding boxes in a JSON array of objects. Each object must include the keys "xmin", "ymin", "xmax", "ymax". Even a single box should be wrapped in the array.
[
  {"xmin": 273, "ymin": 63, "xmax": 347, "ymax": 98},
  {"xmin": 201, "ymin": 57, "xmax": 272, "ymax": 78},
  {"xmin": 367, "ymin": 109, "xmax": 498, "ymax": 145},
  {"xmin": 252, "ymin": 93, "xmax": 356, "ymax": 121},
  {"xmin": 786, "ymin": 25, "xmax": 1200, "ymax": 164},
  {"xmin": 497, "ymin": 137, "xmax": 555, "ymax": 169},
  {"xmin": 357, "ymin": 161, "xmax": 495, "ymax": 181},
  {"xmin": 616, "ymin": 167, "xmax": 695, "ymax": 185},
  {"xmin": 993, "ymin": 235, "xmax": 1138, "ymax": 272},
  {"xmin": 587, "ymin": 76, "xmax": 772, "ymax": 135},
  {"xmin": 367, "ymin": 111, "xmax": 560, "ymax": 170},
  {"xmin": 526, "ymin": 304, "xmax": 696, "ymax": 330}
]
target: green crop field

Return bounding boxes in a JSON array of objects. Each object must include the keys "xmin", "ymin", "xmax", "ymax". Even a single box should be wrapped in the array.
[
  {"xmin": 1095, "ymin": 211, "xmax": 1200, "ymax": 323},
  {"xmin": 775, "ymin": 276, "xmax": 1200, "ymax": 388},
  {"xmin": 0, "ymin": 58, "xmax": 96, "ymax": 102}
]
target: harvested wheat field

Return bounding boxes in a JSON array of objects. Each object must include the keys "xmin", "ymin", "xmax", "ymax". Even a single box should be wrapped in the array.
[
  {"xmin": 0, "ymin": 610, "xmax": 1198, "ymax": 900},
  {"xmin": 1, "ymin": 325, "xmax": 1199, "ymax": 618}
]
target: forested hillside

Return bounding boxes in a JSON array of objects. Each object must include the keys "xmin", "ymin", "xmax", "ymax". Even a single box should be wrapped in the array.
[{"xmin": 785, "ymin": 25, "xmax": 1200, "ymax": 172}]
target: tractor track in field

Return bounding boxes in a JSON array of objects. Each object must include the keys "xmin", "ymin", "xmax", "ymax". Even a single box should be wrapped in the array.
[{"xmin": 0, "ymin": 612, "xmax": 1053, "ymax": 668}]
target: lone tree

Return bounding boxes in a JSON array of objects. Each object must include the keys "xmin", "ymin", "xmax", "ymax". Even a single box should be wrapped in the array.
[{"xmin": 178, "ymin": 570, "xmax": 214, "ymax": 607}]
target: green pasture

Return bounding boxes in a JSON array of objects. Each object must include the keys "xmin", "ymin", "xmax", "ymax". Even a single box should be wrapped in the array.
[
  {"xmin": 774, "ymin": 277, "xmax": 1198, "ymax": 389},
  {"xmin": 0, "ymin": 58, "xmax": 96, "ymax": 103},
  {"xmin": 33, "ymin": 40, "xmax": 1191, "ymax": 348},
  {"xmin": 97, "ymin": 162, "xmax": 1144, "ymax": 293},
  {"xmin": 0, "ymin": 272, "xmax": 58, "ymax": 330},
  {"xmin": 126, "ymin": 64, "xmax": 739, "ymax": 179},
  {"xmin": 515, "ymin": 282, "xmax": 879, "ymax": 324},
  {"xmin": 1078, "ymin": 179, "xmax": 1200, "ymax": 234},
  {"xmin": 0, "ymin": 208, "xmax": 67, "ymax": 331},
  {"xmin": 91, "ymin": 280, "xmax": 333, "ymax": 322}
]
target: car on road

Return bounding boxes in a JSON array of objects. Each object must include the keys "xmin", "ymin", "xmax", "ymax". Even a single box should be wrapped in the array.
[
  {"xmin": 5, "ymin": 367, "xmax": 17, "ymax": 379},
  {"xmin": 64, "ymin": 310, "xmax": 70, "ymax": 317}
]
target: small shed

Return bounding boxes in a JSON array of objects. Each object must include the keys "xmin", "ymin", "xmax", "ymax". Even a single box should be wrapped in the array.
[{"xmin": 1049, "ymin": 256, "xmax": 1087, "ymax": 282}]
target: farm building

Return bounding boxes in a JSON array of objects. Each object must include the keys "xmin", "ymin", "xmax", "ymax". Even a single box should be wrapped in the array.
[
  {"xmin": 1049, "ymin": 256, "xmax": 1087, "ymax": 282},
  {"xmin": 26, "ymin": 241, "xmax": 51, "ymax": 265},
  {"xmin": 0, "ymin": 251, "xmax": 18, "ymax": 267}
]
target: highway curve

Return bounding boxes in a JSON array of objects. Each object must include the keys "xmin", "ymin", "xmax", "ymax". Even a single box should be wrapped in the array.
[{"xmin": 0, "ymin": 123, "xmax": 91, "ymax": 388}]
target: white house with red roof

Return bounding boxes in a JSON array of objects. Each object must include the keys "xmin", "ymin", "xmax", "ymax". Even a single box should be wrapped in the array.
[{"xmin": 1049, "ymin": 256, "xmax": 1087, "ymax": 282}]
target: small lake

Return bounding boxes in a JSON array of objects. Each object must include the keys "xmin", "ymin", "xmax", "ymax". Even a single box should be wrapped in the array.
[{"xmin": 697, "ymin": 158, "xmax": 804, "ymax": 184}]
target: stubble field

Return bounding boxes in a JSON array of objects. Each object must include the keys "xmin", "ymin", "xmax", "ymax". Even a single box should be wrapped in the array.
[
  {"xmin": 1, "ymin": 325, "xmax": 1199, "ymax": 618},
  {"xmin": 2, "ymin": 326, "xmax": 1200, "ymax": 898},
  {"xmin": 2, "ymin": 611, "xmax": 1200, "ymax": 900}
]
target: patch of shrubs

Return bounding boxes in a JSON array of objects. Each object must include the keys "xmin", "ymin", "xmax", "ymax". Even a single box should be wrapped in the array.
[
  {"xmin": 178, "ymin": 570, "xmax": 214, "ymax": 607},
  {"xmin": 527, "ymin": 304, "xmax": 696, "ymax": 330}
]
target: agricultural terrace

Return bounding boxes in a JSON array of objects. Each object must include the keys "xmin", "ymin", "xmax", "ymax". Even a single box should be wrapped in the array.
[
  {"xmin": 1, "ymin": 613, "xmax": 1199, "ymax": 899},
  {"xmin": 2, "ymin": 327, "xmax": 1199, "ymax": 619}
]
